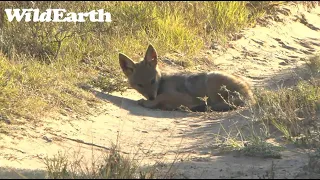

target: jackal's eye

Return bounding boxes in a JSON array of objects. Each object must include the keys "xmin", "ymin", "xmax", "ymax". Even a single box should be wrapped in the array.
[
  {"xmin": 137, "ymin": 84, "xmax": 143, "ymax": 88},
  {"xmin": 150, "ymin": 78, "xmax": 155, "ymax": 85}
]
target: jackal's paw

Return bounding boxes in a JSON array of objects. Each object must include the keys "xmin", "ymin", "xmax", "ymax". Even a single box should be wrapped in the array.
[
  {"xmin": 137, "ymin": 99, "xmax": 147, "ymax": 106},
  {"xmin": 137, "ymin": 99, "xmax": 155, "ymax": 108}
]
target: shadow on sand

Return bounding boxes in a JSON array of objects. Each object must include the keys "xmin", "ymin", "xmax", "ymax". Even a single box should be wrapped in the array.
[
  {"xmin": 0, "ymin": 167, "xmax": 47, "ymax": 179},
  {"xmin": 90, "ymin": 88, "xmax": 201, "ymax": 119}
]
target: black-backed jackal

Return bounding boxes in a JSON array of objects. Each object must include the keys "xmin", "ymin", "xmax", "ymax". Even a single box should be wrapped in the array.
[{"xmin": 119, "ymin": 44, "xmax": 255, "ymax": 112}]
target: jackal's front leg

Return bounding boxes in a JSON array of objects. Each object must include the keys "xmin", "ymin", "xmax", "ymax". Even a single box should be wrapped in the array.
[
  {"xmin": 137, "ymin": 94, "xmax": 170, "ymax": 109},
  {"xmin": 138, "ymin": 92, "xmax": 204, "ymax": 110},
  {"xmin": 138, "ymin": 99, "xmax": 160, "ymax": 109}
]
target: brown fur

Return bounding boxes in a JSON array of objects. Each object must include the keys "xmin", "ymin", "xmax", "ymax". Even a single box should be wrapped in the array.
[{"xmin": 119, "ymin": 44, "xmax": 255, "ymax": 112}]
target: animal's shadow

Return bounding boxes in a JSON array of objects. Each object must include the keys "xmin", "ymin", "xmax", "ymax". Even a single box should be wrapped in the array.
[{"xmin": 91, "ymin": 89, "xmax": 200, "ymax": 119}]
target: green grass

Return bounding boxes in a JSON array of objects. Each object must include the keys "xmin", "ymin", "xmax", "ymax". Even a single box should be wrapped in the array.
[
  {"xmin": 0, "ymin": 53, "xmax": 98, "ymax": 120},
  {"xmin": 212, "ymin": 121, "xmax": 284, "ymax": 159},
  {"xmin": 253, "ymin": 55, "xmax": 320, "ymax": 148},
  {"xmin": 240, "ymin": 137, "xmax": 284, "ymax": 159},
  {"xmin": 43, "ymin": 144, "xmax": 157, "ymax": 179},
  {"xmin": 212, "ymin": 55, "xmax": 320, "ymax": 156}
]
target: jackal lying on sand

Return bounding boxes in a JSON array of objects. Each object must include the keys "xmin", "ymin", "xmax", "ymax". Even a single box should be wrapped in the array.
[{"xmin": 119, "ymin": 44, "xmax": 255, "ymax": 112}]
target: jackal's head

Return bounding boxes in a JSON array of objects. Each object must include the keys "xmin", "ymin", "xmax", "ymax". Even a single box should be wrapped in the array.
[{"xmin": 119, "ymin": 44, "xmax": 161, "ymax": 100}]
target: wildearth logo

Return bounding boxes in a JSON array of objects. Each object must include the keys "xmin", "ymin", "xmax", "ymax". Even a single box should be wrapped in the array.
[{"xmin": 4, "ymin": 9, "xmax": 112, "ymax": 22}]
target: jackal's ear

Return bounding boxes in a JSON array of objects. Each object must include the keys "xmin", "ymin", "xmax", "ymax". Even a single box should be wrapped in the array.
[
  {"xmin": 144, "ymin": 44, "xmax": 157, "ymax": 67},
  {"xmin": 119, "ymin": 53, "xmax": 135, "ymax": 77}
]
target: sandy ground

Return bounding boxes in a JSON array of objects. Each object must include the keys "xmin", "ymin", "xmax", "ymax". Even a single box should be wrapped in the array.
[{"xmin": 1, "ymin": 3, "xmax": 320, "ymax": 179}]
